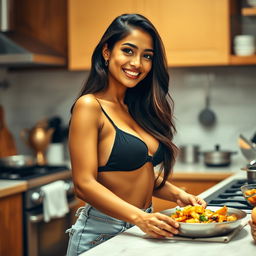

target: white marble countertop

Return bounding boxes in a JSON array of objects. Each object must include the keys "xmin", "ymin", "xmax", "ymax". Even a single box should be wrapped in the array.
[{"xmin": 80, "ymin": 172, "xmax": 255, "ymax": 256}]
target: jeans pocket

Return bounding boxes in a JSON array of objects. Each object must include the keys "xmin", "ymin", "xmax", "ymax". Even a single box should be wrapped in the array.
[{"xmin": 90, "ymin": 233, "xmax": 115, "ymax": 247}]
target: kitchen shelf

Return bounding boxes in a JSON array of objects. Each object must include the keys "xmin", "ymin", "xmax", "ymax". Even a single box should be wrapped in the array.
[
  {"xmin": 230, "ymin": 54, "xmax": 256, "ymax": 65},
  {"xmin": 242, "ymin": 7, "xmax": 256, "ymax": 16}
]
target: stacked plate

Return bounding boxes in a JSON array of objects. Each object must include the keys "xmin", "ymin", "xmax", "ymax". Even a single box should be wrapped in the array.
[{"xmin": 234, "ymin": 35, "xmax": 255, "ymax": 56}]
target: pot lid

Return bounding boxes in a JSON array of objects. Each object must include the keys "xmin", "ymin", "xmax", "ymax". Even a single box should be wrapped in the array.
[
  {"xmin": 248, "ymin": 161, "xmax": 256, "ymax": 170},
  {"xmin": 204, "ymin": 144, "xmax": 234, "ymax": 153}
]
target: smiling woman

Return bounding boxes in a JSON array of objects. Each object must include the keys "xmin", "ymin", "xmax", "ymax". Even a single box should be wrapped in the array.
[{"xmin": 66, "ymin": 13, "xmax": 206, "ymax": 256}]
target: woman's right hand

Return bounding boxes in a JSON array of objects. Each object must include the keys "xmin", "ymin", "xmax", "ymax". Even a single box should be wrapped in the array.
[{"xmin": 134, "ymin": 212, "xmax": 179, "ymax": 238}]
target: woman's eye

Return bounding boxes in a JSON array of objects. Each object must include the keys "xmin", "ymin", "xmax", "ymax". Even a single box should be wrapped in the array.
[
  {"xmin": 144, "ymin": 54, "xmax": 153, "ymax": 60},
  {"xmin": 122, "ymin": 48, "xmax": 133, "ymax": 55}
]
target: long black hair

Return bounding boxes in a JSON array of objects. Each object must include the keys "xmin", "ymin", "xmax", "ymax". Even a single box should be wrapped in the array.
[{"xmin": 72, "ymin": 13, "xmax": 178, "ymax": 189}]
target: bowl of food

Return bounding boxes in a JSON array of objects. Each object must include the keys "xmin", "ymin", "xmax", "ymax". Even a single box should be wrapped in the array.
[
  {"xmin": 162, "ymin": 205, "xmax": 246, "ymax": 238},
  {"xmin": 241, "ymin": 184, "xmax": 256, "ymax": 207}
]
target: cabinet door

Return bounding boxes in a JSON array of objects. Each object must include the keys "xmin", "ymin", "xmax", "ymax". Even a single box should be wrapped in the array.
[
  {"xmin": 140, "ymin": 0, "xmax": 230, "ymax": 66},
  {"xmin": 0, "ymin": 193, "xmax": 23, "ymax": 256},
  {"xmin": 68, "ymin": 0, "xmax": 141, "ymax": 70}
]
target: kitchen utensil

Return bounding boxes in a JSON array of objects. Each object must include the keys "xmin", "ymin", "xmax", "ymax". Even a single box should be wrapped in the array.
[
  {"xmin": 238, "ymin": 134, "xmax": 255, "ymax": 149},
  {"xmin": 241, "ymin": 161, "xmax": 256, "ymax": 183},
  {"xmin": 238, "ymin": 134, "xmax": 256, "ymax": 162},
  {"xmin": 240, "ymin": 184, "xmax": 256, "ymax": 207},
  {"xmin": 198, "ymin": 74, "xmax": 216, "ymax": 128},
  {"xmin": 163, "ymin": 206, "xmax": 246, "ymax": 238},
  {"xmin": 202, "ymin": 144, "xmax": 237, "ymax": 167},
  {"xmin": 0, "ymin": 105, "xmax": 17, "ymax": 157},
  {"xmin": 178, "ymin": 144, "xmax": 200, "ymax": 164},
  {"xmin": 20, "ymin": 121, "xmax": 54, "ymax": 165},
  {"xmin": 0, "ymin": 155, "xmax": 36, "ymax": 168}
]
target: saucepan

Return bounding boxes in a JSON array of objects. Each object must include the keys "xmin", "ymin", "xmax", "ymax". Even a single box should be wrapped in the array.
[
  {"xmin": 0, "ymin": 155, "xmax": 36, "ymax": 168},
  {"xmin": 201, "ymin": 145, "xmax": 237, "ymax": 167},
  {"xmin": 241, "ymin": 161, "xmax": 256, "ymax": 183},
  {"xmin": 162, "ymin": 206, "xmax": 246, "ymax": 238}
]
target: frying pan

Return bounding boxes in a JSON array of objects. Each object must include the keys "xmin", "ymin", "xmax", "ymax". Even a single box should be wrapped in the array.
[
  {"xmin": 162, "ymin": 206, "xmax": 246, "ymax": 238},
  {"xmin": 0, "ymin": 155, "xmax": 36, "ymax": 168}
]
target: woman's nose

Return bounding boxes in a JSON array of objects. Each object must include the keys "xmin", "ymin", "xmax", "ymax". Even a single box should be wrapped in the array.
[{"xmin": 130, "ymin": 56, "xmax": 141, "ymax": 68}]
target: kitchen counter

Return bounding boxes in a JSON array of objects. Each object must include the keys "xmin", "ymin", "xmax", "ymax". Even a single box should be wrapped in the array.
[
  {"xmin": 80, "ymin": 172, "xmax": 255, "ymax": 256},
  {"xmin": 0, "ymin": 180, "xmax": 27, "ymax": 198}
]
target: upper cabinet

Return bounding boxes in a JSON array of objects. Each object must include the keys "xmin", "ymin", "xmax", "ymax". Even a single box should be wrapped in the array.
[
  {"xmin": 67, "ymin": 0, "xmax": 256, "ymax": 70},
  {"xmin": 140, "ymin": 0, "xmax": 230, "ymax": 67},
  {"xmin": 67, "ymin": 0, "xmax": 143, "ymax": 70}
]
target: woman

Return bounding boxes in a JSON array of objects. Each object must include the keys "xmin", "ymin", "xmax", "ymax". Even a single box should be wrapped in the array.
[{"xmin": 66, "ymin": 13, "xmax": 206, "ymax": 255}]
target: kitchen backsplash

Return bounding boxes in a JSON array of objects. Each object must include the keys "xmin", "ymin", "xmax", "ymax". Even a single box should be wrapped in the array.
[{"xmin": 0, "ymin": 66, "xmax": 256, "ymax": 163}]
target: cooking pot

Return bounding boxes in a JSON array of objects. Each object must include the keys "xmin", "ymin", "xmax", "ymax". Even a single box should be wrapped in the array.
[
  {"xmin": 241, "ymin": 161, "xmax": 256, "ymax": 183},
  {"xmin": 202, "ymin": 145, "xmax": 237, "ymax": 167},
  {"xmin": 0, "ymin": 155, "xmax": 36, "ymax": 168},
  {"xmin": 179, "ymin": 144, "xmax": 200, "ymax": 164}
]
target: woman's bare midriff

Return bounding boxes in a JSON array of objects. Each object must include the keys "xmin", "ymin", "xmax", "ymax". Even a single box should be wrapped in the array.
[
  {"xmin": 97, "ymin": 162, "xmax": 155, "ymax": 209},
  {"xmin": 95, "ymin": 97, "xmax": 159, "ymax": 209}
]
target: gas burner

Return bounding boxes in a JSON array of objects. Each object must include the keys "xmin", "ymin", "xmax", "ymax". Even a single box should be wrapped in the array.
[{"xmin": 205, "ymin": 179, "xmax": 253, "ymax": 212}]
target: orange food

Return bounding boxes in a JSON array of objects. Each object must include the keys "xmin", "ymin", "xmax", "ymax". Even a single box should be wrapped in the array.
[
  {"xmin": 245, "ymin": 188, "xmax": 256, "ymax": 196},
  {"xmin": 244, "ymin": 188, "xmax": 256, "ymax": 206},
  {"xmin": 171, "ymin": 205, "xmax": 237, "ymax": 223},
  {"xmin": 252, "ymin": 207, "xmax": 256, "ymax": 224}
]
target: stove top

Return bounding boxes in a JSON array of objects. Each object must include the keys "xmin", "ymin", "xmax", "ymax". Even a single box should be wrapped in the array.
[
  {"xmin": 0, "ymin": 165, "xmax": 69, "ymax": 180},
  {"xmin": 205, "ymin": 179, "xmax": 253, "ymax": 213}
]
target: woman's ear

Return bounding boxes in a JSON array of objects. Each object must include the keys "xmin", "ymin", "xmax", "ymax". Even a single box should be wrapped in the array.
[{"xmin": 102, "ymin": 44, "xmax": 110, "ymax": 61}]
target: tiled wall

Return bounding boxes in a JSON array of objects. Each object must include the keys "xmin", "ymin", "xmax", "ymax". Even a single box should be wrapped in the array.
[{"xmin": 1, "ymin": 66, "xmax": 256, "ymax": 163}]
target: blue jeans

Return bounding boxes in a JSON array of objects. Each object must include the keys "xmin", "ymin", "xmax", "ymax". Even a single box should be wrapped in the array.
[{"xmin": 66, "ymin": 204, "xmax": 153, "ymax": 256}]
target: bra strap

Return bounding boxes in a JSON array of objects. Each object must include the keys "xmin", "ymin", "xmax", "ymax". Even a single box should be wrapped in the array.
[{"xmin": 95, "ymin": 98, "xmax": 117, "ymax": 128}]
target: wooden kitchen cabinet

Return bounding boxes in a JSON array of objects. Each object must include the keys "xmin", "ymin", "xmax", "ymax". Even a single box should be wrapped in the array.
[
  {"xmin": 68, "ymin": 0, "xmax": 143, "ymax": 70},
  {"xmin": 140, "ymin": 0, "xmax": 230, "ymax": 67},
  {"xmin": 0, "ymin": 193, "xmax": 23, "ymax": 256},
  {"xmin": 152, "ymin": 172, "xmax": 231, "ymax": 212},
  {"xmin": 68, "ymin": 0, "xmax": 230, "ymax": 69}
]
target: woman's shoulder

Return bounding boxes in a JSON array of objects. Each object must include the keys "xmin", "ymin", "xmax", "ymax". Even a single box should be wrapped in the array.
[{"xmin": 74, "ymin": 94, "xmax": 101, "ymax": 112}]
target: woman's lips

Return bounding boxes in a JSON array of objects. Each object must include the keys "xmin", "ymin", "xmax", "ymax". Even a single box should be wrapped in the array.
[{"xmin": 123, "ymin": 68, "xmax": 140, "ymax": 79}]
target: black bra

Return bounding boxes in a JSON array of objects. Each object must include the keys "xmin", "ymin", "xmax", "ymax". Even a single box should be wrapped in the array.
[{"xmin": 97, "ymin": 101, "xmax": 165, "ymax": 172}]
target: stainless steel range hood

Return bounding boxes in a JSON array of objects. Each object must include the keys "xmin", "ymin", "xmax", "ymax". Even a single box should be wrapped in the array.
[{"xmin": 0, "ymin": 0, "xmax": 66, "ymax": 67}]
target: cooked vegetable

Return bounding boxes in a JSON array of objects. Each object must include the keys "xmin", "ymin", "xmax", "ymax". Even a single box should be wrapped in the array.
[{"xmin": 170, "ymin": 205, "xmax": 237, "ymax": 223}]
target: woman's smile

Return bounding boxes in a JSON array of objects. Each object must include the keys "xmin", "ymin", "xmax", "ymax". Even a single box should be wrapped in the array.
[{"xmin": 122, "ymin": 68, "xmax": 141, "ymax": 79}]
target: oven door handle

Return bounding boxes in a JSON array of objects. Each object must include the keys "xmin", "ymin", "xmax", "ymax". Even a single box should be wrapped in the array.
[{"xmin": 29, "ymin": 198, "xmax": 78, "ymax": 223}]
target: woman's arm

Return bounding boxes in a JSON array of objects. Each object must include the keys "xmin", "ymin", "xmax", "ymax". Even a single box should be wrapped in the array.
[
  {"xmin": 153, "ymin": 174, "xmax": 206, "ymax": 207},
  {"xmin": 69, "ymin": 95, "xmax": 179, "ymax": 238}
]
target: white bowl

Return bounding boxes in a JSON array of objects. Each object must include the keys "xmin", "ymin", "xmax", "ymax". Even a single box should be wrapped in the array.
[
  {"xmin": 234, "ymin": 35, "xmax": 255, "ymax": 46},
  {"xmin": 234, "ymin": 47, "xmax": 255, "ymax": 56}
]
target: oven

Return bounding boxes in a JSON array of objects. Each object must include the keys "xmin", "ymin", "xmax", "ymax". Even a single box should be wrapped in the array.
[
  {"xmin": 0, "ymin": 165, "xmax": 78, "ymax": 256},
  {"xmin": 205, "ymin": 179, "xmax": 253, "ymax": 213}
]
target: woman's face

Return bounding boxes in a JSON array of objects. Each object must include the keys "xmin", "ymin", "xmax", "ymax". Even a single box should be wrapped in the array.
[{"xmin": 103, "ymin": 28, "xmax": 154, "ymax": 89}]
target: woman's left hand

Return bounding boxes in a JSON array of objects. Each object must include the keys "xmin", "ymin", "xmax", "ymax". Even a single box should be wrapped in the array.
[{"xmin": 176, "ymin": 190, "xmax": 207, "ymax": 208}]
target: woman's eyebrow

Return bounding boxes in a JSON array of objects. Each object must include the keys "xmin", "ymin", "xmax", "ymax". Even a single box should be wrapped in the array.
[{"xmin": 122, "ymin": 43, "xmax": 154, "ymax": 52}]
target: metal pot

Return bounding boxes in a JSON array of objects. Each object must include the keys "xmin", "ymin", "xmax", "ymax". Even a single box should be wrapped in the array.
[
  {"xmin": 0, "ymin": 155, "xmax": 36, "ymax": 168},
  {"xmin": 202, "ymin": 145, "xmax": 237, "ymax": 167},
  {"xmin": 241, "ymin": 161, "xmax": 256, "ymax": 183},
  {"xmin": 179, "ymin": 144, "xmax": 200, "ymax": 164}
]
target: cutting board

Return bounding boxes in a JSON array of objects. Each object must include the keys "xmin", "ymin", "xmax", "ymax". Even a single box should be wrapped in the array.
[{"xmin": 0, "ymin": 105, "xmax": 17, "ymax": 157}]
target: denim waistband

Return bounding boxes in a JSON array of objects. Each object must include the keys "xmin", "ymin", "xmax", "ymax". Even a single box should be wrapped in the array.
[{"xmin": 76, "ymin": 204, "xmax": 153, "ymax": 228}]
